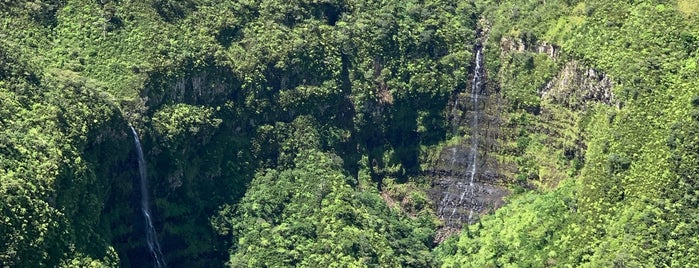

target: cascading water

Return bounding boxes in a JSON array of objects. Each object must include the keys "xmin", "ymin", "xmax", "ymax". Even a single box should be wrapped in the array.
[
  {"xmin": 435, "ymin": 43, "xmax": 487, "ymax": 229},
  {"xmin": 130, "ymin": 126, "xmax": 166, "ymax": 268},
  {"xmin": 466, "ymin": 46, "xmax": 483, "ymax": 224},
  {"xmin": 431, "ymin": 29, "xmax": 509, "ymax": 242}
]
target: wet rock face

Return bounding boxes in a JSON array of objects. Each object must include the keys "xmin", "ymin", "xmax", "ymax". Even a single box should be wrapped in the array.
[
  {"xmin": 429, "ymin": 45, "xmax": 509, "ymax": 241},
  {"xmin": 430, "ymin": 145, "xmax": 509, "ymax": 218},
  {"xmin": 429, "ymin": 145, "xmax": 509, "ymax": 241},
  {"xmin": 428, "ymin": 35, "xmax": 616, "ymax": 243}
]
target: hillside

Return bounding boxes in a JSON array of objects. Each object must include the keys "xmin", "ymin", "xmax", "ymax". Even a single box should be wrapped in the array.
[{"xmin": 1, "ymin": 0, "xmax": 697, "ymax": 267}]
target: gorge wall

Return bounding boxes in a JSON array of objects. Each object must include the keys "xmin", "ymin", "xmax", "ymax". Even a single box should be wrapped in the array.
[
  {"xmin": 8, "ymin": 1, "xmax": 697, "ymax": 267},
  {"xmin": 429, "ymin": 31, "xmax": 616, "ymax": 240}
]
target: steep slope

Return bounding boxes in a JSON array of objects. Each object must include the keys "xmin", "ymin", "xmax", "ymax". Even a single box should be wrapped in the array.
[
  {"xmin": 0, "ymin": 40, "xmax": 132, "ymax": 266},
  {"xmin": 2, "ymin": 0, "xmax": 478, "ymax": 266},
  {"xmin": 2, "ymin": 0, "xmax": 698, "ymax": 267},
  {"xmin": 437, "ymin": 0, "xmax": 699, "ymax": 266}
]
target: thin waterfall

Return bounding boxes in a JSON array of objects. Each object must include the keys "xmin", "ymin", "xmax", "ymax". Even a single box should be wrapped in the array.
[
  {"xmin": 466, "ymin": 46, "xmax": 483, "ymax": 224},
  {"xmin": 439, "ymin": 44, "xmax": 485, "ymax": 228},
  {"xmin": 130, "ymin": 126, "xmax": 166, "ymax": 268},
  {"xmin": 434, "ymin": 31, "xmax": 510, "ymax": 240}
]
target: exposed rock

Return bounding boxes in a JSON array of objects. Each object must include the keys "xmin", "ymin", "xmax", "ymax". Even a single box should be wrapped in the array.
[
  {"xmin": 144, "ymin": 69, "xmax": 236, "ymax": 110},
  {"xmin": 500, "ymin": 37, "xmax": 561, "ymax": 60},
  {"xmin": 500, "ymin": 36, "xmax": 526, "ymax": 54},
  {"xmin": 536, "ymin": 41, "xmax": 561, "ymax": 60},
  {"xmin": 430, "ymin": 35, "xmax": 616, "ymax": 242},
  {"xmin": 429, "ymin": 41, "xmax": 510, "ymax": 241},
  {"xmin": 540, "ymin": 60, "xmax": 616, "ymax": 109},
  {"xmin": 429, "ymin": 144, "xmax": 509, "ymax": 242},
  {"xmin": 500, "ymin": 35, "xmax": 615, "ymax": 109}
]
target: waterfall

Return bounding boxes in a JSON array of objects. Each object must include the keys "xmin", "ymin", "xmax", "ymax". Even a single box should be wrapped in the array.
[
  {"xmin": 466, "ymin": 46, "xmax": 483, "ymax": 224},
  {"xmin": 433, "ymin": 32, "xmax": 510, "ymax": 240},
  {"xmin": 441, "ymin": 45, "xmax": 485, "ymax": 228},
  {"xmin": 130, "ymin": 126, "xmax": 166, "ymax": 268}
]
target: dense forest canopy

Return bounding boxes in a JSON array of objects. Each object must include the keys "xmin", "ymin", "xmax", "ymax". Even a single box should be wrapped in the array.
[{"xmin": 1, "ymin": 0, "xmax": 698, "ymax": 267}]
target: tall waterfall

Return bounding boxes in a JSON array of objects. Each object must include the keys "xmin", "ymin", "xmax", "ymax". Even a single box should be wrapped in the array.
[
  {"xmin": 437, "ymin": 43, "xmax": 488, "ymax": 229},
  {"xmin": 453, "ymin": 45, "xmax": 484, "ymax": 224},
  {"xmin": 130, "ymin": 126, "xmax": 166, "ymax": 268},
  {"xmin": 466, "ymin": 46, "xmax": 483, "ymax": 224},
  {"xmin": 432, "ymin": 34, "xmax": 509, "ymax": 242}
]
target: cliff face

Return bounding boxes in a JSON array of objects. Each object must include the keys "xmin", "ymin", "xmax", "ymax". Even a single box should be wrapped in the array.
[
  {"xmin": 430, "ymin": 32, "xmax": 617, "ymax": 238},
  {"xmin": 124, "ymin": 68, "xmax": 251, "ymax": 267},
  {"xmin": 144, "ymin": 68, "xmax": 237, "ymax": 109},
  {"xmin": 79, "ymin": 110, "xmax": 137, "ymax": 266},
  {"xmin": 430, "ymin": 41, "xmax": 510, "ymax": 241},
  {"xmin": 438, "ymin": 1, "xmax": 699, "ymax": 265},
  {"xmin": 541, "ymin": 60, "xmax": 615, "ymax": 109},
  {"xmin": 9, "ymin": 0, "xmax": 697, "ymax": 267}
]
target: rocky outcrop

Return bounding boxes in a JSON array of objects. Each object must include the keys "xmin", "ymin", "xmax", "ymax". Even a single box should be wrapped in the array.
[
  {"xmin": 501, "ymin": 37, "xmax": 561, "ymax": 60},
  {"xmin": 540, "ymin": 60, "xmax": 616, "ymax": 109},
  {"xmin": 144, "ymin": 68, "xmax": 237, "ymax": 110},
  {"xmin": 501, "ymin": 35, "xmax": 615, "ymax": 109}
]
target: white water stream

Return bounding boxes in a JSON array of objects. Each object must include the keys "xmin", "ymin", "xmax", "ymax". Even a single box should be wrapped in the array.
[{"xmin": 131, "ymin": 126, "xmax": 166, "ymax": 268}]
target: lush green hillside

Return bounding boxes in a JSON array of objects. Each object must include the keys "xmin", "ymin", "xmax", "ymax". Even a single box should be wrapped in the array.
[
  {"xmin": 1, "ymin": 0, "xmax": 697, "ymax": 267},
  {"xmin": 437, "ymin": 0, "xmax": 699, "ymax": 266}
]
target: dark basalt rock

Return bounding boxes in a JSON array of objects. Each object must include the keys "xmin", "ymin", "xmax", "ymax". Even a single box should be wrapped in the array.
[
  {"xmin": 429, "ymin": 43, "xmax": 510, "ymax": 242},
  {"xmin": 429, "ymin": 144, "xmax": 509, "ymax": 242}
]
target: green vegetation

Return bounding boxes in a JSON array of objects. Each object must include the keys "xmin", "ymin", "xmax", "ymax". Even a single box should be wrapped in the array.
[
  {"xmin": 1, "ymin": 0, "xmax": 698, "ymax": 267},
  {"xmin": 437, "ymin": 0, "xmax": 699, "ymax": 266},
  {"xmin": 214, "ymin": 120, "xmax": 436, "ymax": 266}
]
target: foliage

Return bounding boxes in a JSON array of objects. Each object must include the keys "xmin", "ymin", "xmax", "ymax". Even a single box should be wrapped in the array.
[
  {"xmin": 216, "ymin": 146, "xmax": 436, "ymax": 267},
  {"xmin": 436, "ymin": 181, "xmax": 576, "ymax": 267},
  {"xmin": 2, "ymin": 0, "xmax": 699, "ymax": 267},
  {"xmin": 0, "ymin": 43, "xmax": 125, "ymax": 266},
  {"xmin": 438, "ymin": 0, "xmax": 699, "ymax": 267},
  {"xmin": 152, "ymin": 103, "xmax": 222, "ymax": 143}
]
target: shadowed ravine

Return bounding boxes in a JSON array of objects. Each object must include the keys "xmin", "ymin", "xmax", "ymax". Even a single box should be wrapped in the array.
[{"xmin": 130, "ymin": 126, "xmax": 166, "ymax": 268}]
